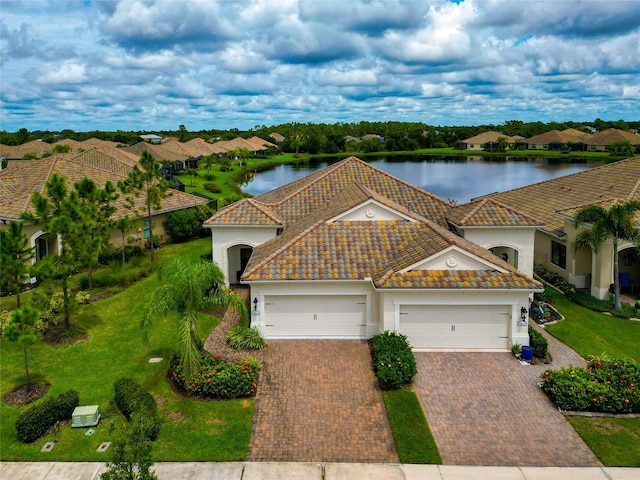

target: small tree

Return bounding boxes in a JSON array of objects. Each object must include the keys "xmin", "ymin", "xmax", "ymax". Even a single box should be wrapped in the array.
[
  {"xmin": 0, "ymin": 221, "xmax": 34, "ymax": 308},
  {"xmin": 100, "ymin": 413, "xmax": 158, "ymax": 480},
  {"xmin": 572, "ymin": 200, "xmax": 640, "ymax": 310},
  {"xmin": 118, "ymin": 151, "xmax": 170, "ymax": 262},
  {"xmin": 4, "ymin": 305, "xmax": 40, "ymax": 391}
]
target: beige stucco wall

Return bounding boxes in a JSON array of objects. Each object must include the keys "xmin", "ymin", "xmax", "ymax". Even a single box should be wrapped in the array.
[
  {"xmin": 208, "ymin": 225, "xmax": 280, "ymax": 285},
  {"xmin": 462, "ymin": 226, "xmax": 537, "ymax": 278}
]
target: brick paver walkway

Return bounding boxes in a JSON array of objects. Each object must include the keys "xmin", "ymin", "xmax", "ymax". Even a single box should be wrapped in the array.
[
  {"xmin": 204, "ymin": 287, "xmax": 398, "ymax": 463},
  {"xmin": 412, "ymin": 323, "xmax": 601, "ymax": 467}
]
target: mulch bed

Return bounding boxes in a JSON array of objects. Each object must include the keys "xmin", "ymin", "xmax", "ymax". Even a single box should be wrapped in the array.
[
  {"xmin": 43, "ymin": 326, "xmax": 87, "ymax": 345},
  {"xmin": 3, "ymin": 381, "xmax": 50, "ymax": 406}
]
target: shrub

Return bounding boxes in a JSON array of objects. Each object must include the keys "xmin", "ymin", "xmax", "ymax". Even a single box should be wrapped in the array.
[
  {"xmin": 169, "ymin": 354, "xmax": 260, "ymax": 399},
  {"xmin": 564, "ymin": 290, "xmax": 610, "ymax": 312},
  {"xmin": 203, "ymin": 183, "xmax": 222, "ymax": 193},
  {"xmin": 528, "ymin": 326, "xmax": 548, "ymax": 359},
  {"xmin": 87, "ymin": 259, "xmax": 154, "ymax": 289},
  {"xmin": 98, "ymin": 246, "xmax": 144, "ymax": 265},
  {"xmin": 226, "ymin": 324, "xmax": 266, "ymax": 350},
  {"xmin": 541, "ymin": 359, "xmax": 640, "ymax": 413},
  {"xmin": 164, "ymin": 205, "xmax": 213, "ymax": 242},
  {"xmin": 113, "ymin": 378, "xmax": 160, "ymax": 440},
  {"xmin": 371, "ymin": 331, "xmax": 418, "ymax": 390},
  {"xmin": 534, "ymin": 264, "xmax": 574, "ymax": 292},
  {"xmin": 204, "ymin": 173, "xmax": 217, "ymax": 181},
  {"xmin": 15, "ymin": 390, "xmax": 79, "ymax": 443}
]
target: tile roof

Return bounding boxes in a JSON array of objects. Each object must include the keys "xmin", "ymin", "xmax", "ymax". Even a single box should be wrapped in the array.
[
  {"xmin": 582, "ymin": 128, "xmax": 640, "ymax": 146},
  {"xmin": 525, "ymin": 129, "xmax": 586, "ymax": 144},
  {"xmin": 488, "ymin": 156, "xmax": 640, "ymax": 236},
  {"xmin": 205, "ymin": 198, "xmax": 283, "ymax": 226},
  {"xmin": 447, "ymin": 197, "xmax": 545, "ymax": 227},
  {"xmin": 376, "ymin": 269, "xmax": 540, "ymax": 289},
  {"xmin": 253, "ymin": 156, "xmax": 451, "ymax": 226},
  {"xmin": 0, "ymin": 150, "xmax": 208, "ymax": 221},
  {"xmin": 461, "ymin": 131, "xmax": 516, "ymax": 144},
  {"xmin": 233, "ymin": 167, "xmax": 542, "ymax": 290},
  {"xmin": 80, "ymin": 138, "xmax": 120, "ymax": 149},
  {"xmin": 125, "ymin": 142, "xmax": 187, "ymax": 162}
]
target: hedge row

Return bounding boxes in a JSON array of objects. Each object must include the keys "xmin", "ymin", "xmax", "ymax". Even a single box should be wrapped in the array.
[
  {"xmin": 541, "ymin": 359, "xmax": 640, "ymax": 413},
  {"xmin": 15, "ymin": 390, "xmax": 79, "ymax": 443},
  {"xmin": 113, "ymin": 378, "xmax": 160, "ymax": 440},
  {"xmin": 371, "ymin": 331, "xmax": 417, "ymax": 390}
]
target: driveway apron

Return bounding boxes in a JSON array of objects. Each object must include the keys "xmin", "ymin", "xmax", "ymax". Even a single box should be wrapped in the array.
[
  {"xmin": 247, "ymin": 340, "xmax": 398, "ymax": 463},
  {"xmin": 412, "ymin": 325, "xmax": 601, "ymax": 467}
]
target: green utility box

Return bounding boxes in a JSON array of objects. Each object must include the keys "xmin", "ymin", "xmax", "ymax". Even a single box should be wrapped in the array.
[{"xmin": 72, "ymin": 405, "xmax": 101, "ymax": 428}]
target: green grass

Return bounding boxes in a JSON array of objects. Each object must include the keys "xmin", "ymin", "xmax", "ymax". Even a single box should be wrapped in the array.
[
  {"xmin": 0, "ymin": 238, "xmax": 253, "ymax": 461},
  {"xmin": 543, "ymin": 288, "xmax": 640, "ymax": 466},
  {"xmin": 567, "ymin": 417, "xmax": 640, "ymax": 467},
  {"xmin": 382, "ymin": 389, "xmax": 442, "ymax": 464},
  {"xmin": 544, "ymin": 288, "xmax": 640, "ymax": 361}
]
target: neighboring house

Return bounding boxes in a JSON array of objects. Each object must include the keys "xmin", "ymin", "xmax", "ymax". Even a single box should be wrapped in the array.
[
  {"xmin": 488, "ymin": 156, "xmax": 640, "ymax": 301},
  {"xmin": 140, "ymin": 134, "xmax": 164, "ymax": 144},
  {"xmin": 581, "ymin": 128, "xmax": 640, "ymax": 152},
  {"xmin": 270, "ymin": 132, "xmax": 285, "ymax": 143},
  {"xmin": 457, "ymin": 131, "xmax": 515, "ymax": 150},
  {"xmin": 211, "ymin": 136, "xmax": 276, "ymax": 155},
  {"xmin": 125, "ymin": 142, "xmax": 191, "ymax": 174},
  {"xmin": 361, "ymin": 134, "xmax": 385, "ymax": 144},
  {"xmin": 524, "ymin": 129, "xmax": 586, "ymax": 150},
  {"xmin": 204, "ymin": 156, "xmax": 542, "ymax": 350},
  {"xmin": 0, "ymin": 147, "xmax": 209, "ymax": 262}
]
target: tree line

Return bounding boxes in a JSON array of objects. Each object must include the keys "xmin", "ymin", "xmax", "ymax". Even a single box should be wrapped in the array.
[{"xmin": 2, "ymin": 118, "xmax": 638, "ymax": 152}]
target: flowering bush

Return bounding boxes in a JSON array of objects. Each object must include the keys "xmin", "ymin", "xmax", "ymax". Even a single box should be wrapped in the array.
[
  {"xmin": 169, "ymin": 354, "xmax": 261, "ymax": 399},
  {"xmin": 541, "ymin": 359, "xmax": 640, "ymax": 413},
  {"xmin": 371, "ymin": 331, "xmax": 417, "ymax": 390}
]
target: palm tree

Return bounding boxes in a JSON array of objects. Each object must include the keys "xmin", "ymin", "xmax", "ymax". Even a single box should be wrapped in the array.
[
  {"xmin": 140, "ymin": 259, "xmax": 247, "ymax": 377},
  {"xmin": 572, "ymin": 199, "xmax": 640, "ymax": 310}
]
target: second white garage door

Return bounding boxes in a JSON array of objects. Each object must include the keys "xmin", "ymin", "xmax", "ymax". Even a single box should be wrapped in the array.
[
  {"xmin": 264, "ymin": 295, "xmax": 366, "ymax": 338},
  {"xmin": 399, "ymin": 304, "xmax": 510, "ymax": 349}
]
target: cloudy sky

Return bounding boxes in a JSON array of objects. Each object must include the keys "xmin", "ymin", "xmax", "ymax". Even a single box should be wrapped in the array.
[{"xmin": 1, "ymin": 0, "xmax": 639, "ymax": 132}]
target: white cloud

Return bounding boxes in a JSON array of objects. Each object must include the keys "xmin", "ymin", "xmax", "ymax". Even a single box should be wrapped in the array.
[{"xmin": 36, "ymin": 61, "xmax": 87, "ymax": 85}]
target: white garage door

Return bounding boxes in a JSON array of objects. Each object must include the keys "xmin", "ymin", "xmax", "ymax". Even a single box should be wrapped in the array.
[
  {"xmin": 264, "ymin": 295, "xmax": 366, "ymax": 338},
  {"xmin": 399, "ymin": 304, "xmax": 510, "ymax": 349}
]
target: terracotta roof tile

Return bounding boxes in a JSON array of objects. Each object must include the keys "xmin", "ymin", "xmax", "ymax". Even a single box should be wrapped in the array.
[
  {"xmin": 488, "ymin": 156, "xmax": 640, "ymax": 236},
  {"xmin": 376, "ymin": 270, "xmax": 541, "ymax": 289},
  {"xmin": 204, "ymin": 198, "xmax": 283, "ymax": 226},
  {"xmin": 447, "ymin": 197, "xmax": 545, "ymax": 227},
  {"xmin": 0, "ymin": 152, "xmax": 208, "ymax": 221}
]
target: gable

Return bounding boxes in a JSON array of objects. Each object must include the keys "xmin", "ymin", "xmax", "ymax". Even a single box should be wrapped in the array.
[
  {"xmin": 329, "ymin": 200, "xmax": 416, "ymax": 223},
  {"xmin": 406, "ymin": 246, "xmax": 501, "ymax": 272}
]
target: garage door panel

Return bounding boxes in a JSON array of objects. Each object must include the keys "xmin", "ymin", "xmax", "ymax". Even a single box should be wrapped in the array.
[
  {"xmin": 400, "ymin": 304, "xmax": 509, "ymax": 349},
  {"xmin": 265, "ymin": 295, "xmax": 366, "ymax": 338}
]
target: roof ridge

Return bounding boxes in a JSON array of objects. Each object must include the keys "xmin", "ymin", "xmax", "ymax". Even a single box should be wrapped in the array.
[
  {"xmin": 247, "ymin": 198, "xmax": 283, "ymax": 224},
  {"xmin": 268, "ymin": 157, "xmax": 361, "ymax": 206},
  {"xmin": 459, "ymin": 197, "xmax": 488, "ymax": 224}
]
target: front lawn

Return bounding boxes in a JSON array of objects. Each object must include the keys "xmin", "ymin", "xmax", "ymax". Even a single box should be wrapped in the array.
[
  {"xmin": 544, "ymin": 288, "xmax": 639, "ymax": 361},
  {"xmin": 0, "ymin": 238, "xmax": 253, "ymax": 461},
  {"xmin": 543, "ymin": 287, "xmax": 640, "ymax": 466},
  {"xmin": 567, "ymin": 417, "xmax": 640, "ymax": 467}
]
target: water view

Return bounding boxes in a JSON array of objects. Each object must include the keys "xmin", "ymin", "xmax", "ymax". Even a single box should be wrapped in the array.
[{"xmin": 243, "ymin": 156, "xmax": 600, "ymax": 203}]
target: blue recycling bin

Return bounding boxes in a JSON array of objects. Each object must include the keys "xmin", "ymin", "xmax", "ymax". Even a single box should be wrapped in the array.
[{"xmin": 521, "ymin": 345, "xmax": 533, "ymax": 361}]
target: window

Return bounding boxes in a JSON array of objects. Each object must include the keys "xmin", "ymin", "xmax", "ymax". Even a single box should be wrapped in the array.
[{"xmin": 551, "ymin": 241, "xmax": 566, "ymax": 269}]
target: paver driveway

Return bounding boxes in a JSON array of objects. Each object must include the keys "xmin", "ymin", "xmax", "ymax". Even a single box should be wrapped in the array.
[
  {"xmin": 247, "ymin": 340, "xmax": 398, "ymax": 463},
  {"xmin": 412, "ymin": 326, "xmax": 601, "ymax": 467}
]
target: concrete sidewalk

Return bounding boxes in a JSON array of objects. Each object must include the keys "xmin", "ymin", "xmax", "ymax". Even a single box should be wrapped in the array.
[{"xmin": 1, "ymin": 462, "xmax": 639, "ymax": 480}]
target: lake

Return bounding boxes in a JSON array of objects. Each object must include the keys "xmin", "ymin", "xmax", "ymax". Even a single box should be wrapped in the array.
[{"xmin": 242, "ymin": 156, "xmax": 600, "ymax": 203}]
